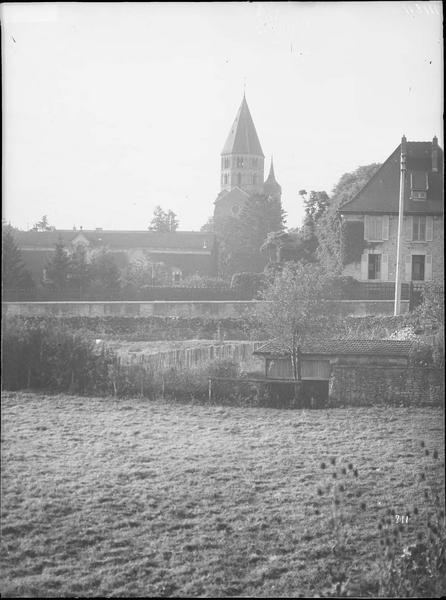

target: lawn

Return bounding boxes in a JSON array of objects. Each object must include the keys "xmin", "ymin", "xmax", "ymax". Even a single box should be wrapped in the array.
[{"xmin": 1, "ymin": 392, "xmax": 444, "ymax": 597}]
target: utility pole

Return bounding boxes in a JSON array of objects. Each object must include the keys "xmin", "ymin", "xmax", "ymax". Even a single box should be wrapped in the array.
[{"xmin": 394, "ymin": 135, "xmax": 407, "ymax": 315}]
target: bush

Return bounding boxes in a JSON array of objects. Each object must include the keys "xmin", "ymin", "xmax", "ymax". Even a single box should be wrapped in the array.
[
  {"xmin": 2, "ymin": 317, "xmax": 114, "ymax": 394},
  {"xmin": 230, "ymin": 272, "xmax": 267, "ymax": 299},
  {"xmin": 178, "ymin": 275, "xmax": 230, "ymax": 292}
]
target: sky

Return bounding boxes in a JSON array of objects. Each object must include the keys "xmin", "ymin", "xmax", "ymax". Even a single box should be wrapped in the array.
[{"xmin": 1, "ymin": 1, "xmax": 443, "ymax": 232}]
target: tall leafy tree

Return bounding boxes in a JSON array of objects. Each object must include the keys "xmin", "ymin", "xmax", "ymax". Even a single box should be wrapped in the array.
[
  {"xmin": 149, "ymin": 206, "xmax": 179, "ymax": 232},
  {"xmin": 258, "ymin": 262, "xmax": 338, "ymax": 381},
  {"xmin": 2, "ymin": 226, "xmax": 35, "ymax": 299}
]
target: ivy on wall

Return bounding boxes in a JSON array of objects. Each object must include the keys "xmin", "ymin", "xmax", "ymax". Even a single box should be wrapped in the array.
[{"xmin": 341, "ymin": 220, "xmax": 366, "ymax": 266}]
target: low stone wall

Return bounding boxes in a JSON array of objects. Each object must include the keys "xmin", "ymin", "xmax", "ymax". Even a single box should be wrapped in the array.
[
  {"xmin": 329, "ymin": 365, "xmax": 443, "ymax": 406},
  {"xmin": 3, "ymin": 299, "xmax": 409, "ymax": 319},
  {"xmin": 2, "ymin": 301, "xmax": 261, "ymax": 319}
]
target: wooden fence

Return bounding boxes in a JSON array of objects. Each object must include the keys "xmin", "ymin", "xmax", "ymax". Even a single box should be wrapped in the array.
[{"xmin": 115, "ymin": 341, "xmax": 263, "ymax": 371}]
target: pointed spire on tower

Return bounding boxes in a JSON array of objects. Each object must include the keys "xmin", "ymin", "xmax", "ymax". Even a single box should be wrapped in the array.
[
  {"xmin": 263, "ymin": 156, "xmax": 282, "ymax": 200},
  {"xmin": 221, "ymin": 95, "xmax": 264, "ymax": 156}
]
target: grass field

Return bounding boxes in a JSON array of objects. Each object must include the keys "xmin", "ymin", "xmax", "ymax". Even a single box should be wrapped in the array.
[{"xmin": 1, "ymin": 392, "xmax": 444, "ymax": 597}]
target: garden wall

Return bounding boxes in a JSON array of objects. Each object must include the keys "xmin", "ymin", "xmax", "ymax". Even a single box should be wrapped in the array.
[
  {"xmin": 329, "ymin": 365, "xmax": 444, "ymax": 406},
  {"xmin": 3, "ymin": 299, "xmax": 410, "ymax": 319}
]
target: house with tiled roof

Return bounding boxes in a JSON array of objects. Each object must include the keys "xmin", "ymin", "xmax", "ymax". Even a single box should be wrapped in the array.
[
  {"xmin": 14, "ymin": 229, "xmax": 218, "ymax": 287},
  {"xmin": 339, "ymin": 136, "xmax": 443, "ymax": 285}
]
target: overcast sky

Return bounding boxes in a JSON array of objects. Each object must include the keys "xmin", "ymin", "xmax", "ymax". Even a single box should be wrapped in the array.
[{"xmin": 1, "ymin": 2, "xmax": 443, "ymax": 232}]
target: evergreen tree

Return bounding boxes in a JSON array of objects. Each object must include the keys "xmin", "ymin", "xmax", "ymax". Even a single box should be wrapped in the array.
[
  {"xmin": 45, "ymin": 237, "xmax": 70, "ymax": 294},
  {"xmin": 2, "ymin": 226, "xmax": 35, "ymax": 299}
]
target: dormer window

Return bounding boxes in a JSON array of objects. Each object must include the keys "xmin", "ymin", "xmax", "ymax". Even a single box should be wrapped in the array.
[
  {"xmin": 236, "ymin": 157, "xmax": 244, "ymax": 168},
  {"xmin": 410, "ymin": 171, "xmax": 428, "ymax": 200}
]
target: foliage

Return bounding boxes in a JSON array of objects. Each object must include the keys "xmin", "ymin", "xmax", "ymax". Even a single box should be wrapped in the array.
[
  {"xmin": 90, "ymin": 250, "xmax": 121, "ymax": 299},
  {"xmin": 415, "ymin": 280, "xmax": 444, "ymax": 329},
  {"xmin": 2, "ymin": 225, "xmax": 35, "ymax": 300},
  {"xmin": 341, "ymin": 220, "xmax": 366, "ymax": 265},
  {"xmin": 32, "ymin": 214, "xmax": 53, "ymax": 232},
  {"xmin": 44, "ymin": 236, "xmax": 71, "ymax": 293},
  {"xmin": 258, "ymin": 262, "xmax": 339, "ymax": 380},
  {"xmin": 214, "ymin": 193, "xmax": 285, "ymax": 277},
  {"xmin": 230, "ymin": 272, "xmax": 267, "ymax": 299},
  {"xmin": 2, "ymin": 317, "xmax": 114, "ymax": 394},
  {"xmin": 200, "ymin": 216, "xmax": 214, "ymax": 232},
  {"xmin": 149, "ymin": 206, "xmax": 179, "ymax": 232},
  {"xmin": 316, "ymin": 163, "xmax": 381, "ymax": 272},
  {"xmin": 312, "ymin": 443, "xmax": 446, "ymax": 598},
  {"xmin": 178, "ymin": 274, "xmax": 229, "ymax": 292},
  {"xmin": 68, "ymin": 246, "xmax": 93, "ymax": 298}
]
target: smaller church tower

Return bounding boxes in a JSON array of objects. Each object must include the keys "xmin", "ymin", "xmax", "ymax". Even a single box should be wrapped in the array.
[
  {"xmin": 263, "ymin": 157, "xmax": 282, "ymax": 202},
  {"xmin": 220, "ymin": 94, "xmax": 265, "ymax": 195}
]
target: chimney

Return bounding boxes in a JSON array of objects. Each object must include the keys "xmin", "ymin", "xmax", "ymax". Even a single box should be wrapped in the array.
[{"xmin": 432, "ymin": 135, "xmax": 438, "ymax": 172}]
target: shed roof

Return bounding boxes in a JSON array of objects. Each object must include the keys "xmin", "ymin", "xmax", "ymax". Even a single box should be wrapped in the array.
[{"xmin": 254, "ymin": 338, "xmax": 417, "ymax": 357}]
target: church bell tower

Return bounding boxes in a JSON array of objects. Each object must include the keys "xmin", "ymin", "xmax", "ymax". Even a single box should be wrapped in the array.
[{"xmin": 220, "ymin": 94, "xmax": 265, "ymax": 195}]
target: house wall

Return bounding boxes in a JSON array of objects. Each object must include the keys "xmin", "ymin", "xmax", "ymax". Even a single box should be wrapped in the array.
[
  {"xmin": 329, "ymin": 364, "xmax": 444, "ymax": 406},
  {"xmin": 342, "ymin": 214, "xmax": 443, "ymax": 282}
]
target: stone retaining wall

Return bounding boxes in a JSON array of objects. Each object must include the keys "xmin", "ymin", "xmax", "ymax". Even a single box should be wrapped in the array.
[{"xmin": 329, "ymin": 365, "xmax": 444, "ymax": 406}]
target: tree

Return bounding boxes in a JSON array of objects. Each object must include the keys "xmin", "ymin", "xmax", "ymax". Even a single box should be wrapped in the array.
[
  {"xmin": 90, "ymin": 251, "xmax": 121, "ymax": 299},
  {"xmin": 2, "ymin": 225, "xmax": 35, "ymax": 299},
  {"xmin": 316, "ymin": 163, "xmax": 381, "ymax": 272},
  {"xmin": 33, "ymin": 215, "xmax": 53, "ymax": 232},
  {"xmin": 149, "ymin": 206, "xmax": 179, "ymax": 232},
  {"xmin": 45, "ymin": 237, "xmax": 70, "ymax": 294},
  {"xmin": 258, "ymin": 262, "xmax": 337, "ymax": 381},
  {"xmin": 214, "ymin": 193, "xmax": 285, "ymax": 278},
  {"xmin": 200, "ymin": 217, "xmax": 214, "ymax": 232},
  {"xmin": 68, "ymin": 246, "xmax": 93, "ymax": 299}
]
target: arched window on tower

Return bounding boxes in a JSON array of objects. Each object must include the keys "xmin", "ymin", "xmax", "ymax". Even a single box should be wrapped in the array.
[
  {"xmin": 253, "ymin": 174, "xmax": 257, "ymax": 185},
  {"xmin": 237, "ymin": 173, "xmax": 242, "ymax": 186},
  {"xmin": 224, "ymin": 174, "xmax": 228, "ymax": 185}
]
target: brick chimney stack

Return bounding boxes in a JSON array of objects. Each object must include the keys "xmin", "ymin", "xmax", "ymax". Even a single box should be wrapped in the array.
[{"xmin": 432, "ymin": 135, "xmax": 438, "ymax": 172}]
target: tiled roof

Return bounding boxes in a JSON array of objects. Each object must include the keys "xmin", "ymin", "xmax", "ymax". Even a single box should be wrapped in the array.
[
  {"xmin": 253, "ymin": 338, "xmax": 417, "ymax": 357},
  {"xmin": 14, "ymin": 230, "xmax": 216, "ymax": 251},
  {"xmin": 221, "ymin": 95, "xmax": 264, "ymax": 157},
  {"xmin": 339, "ymin": 140, "xmax": 443, "ymax": 215}
]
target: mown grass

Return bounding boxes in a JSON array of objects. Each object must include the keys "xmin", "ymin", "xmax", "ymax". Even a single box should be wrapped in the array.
[{"xmin": 1, "ymin": 392, "xmax": 444, "ymax": 597}]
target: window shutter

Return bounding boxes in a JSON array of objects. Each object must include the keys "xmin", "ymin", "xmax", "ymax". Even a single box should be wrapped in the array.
[
  {"xmin": 364, "ymin": 216, "xmax": 369, "ymax": 241},
  {"xmin": 405, "ymin": 255, "xmax": 412, "ymax": 282},
  {"xmin": 361, "ymin": 253, "xmax": 368, "ymax": 280},
  {"xmin": 425, "ymin": 255, "xmax": 433, "ymax": 280},
  {"xmin": 382, "ymin": 215, "xmax": 389, "ymax": 240},
  {"xmin": 405, "ymin": 216, "xmax": 413, "ymax": 241},
  {"xmin": 381, "ymin": 254, "xmax": 389, "ymax": 281},
  {"xmin": 426, "ymin": 216, "xmax": 433, "ymax": 241}
]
